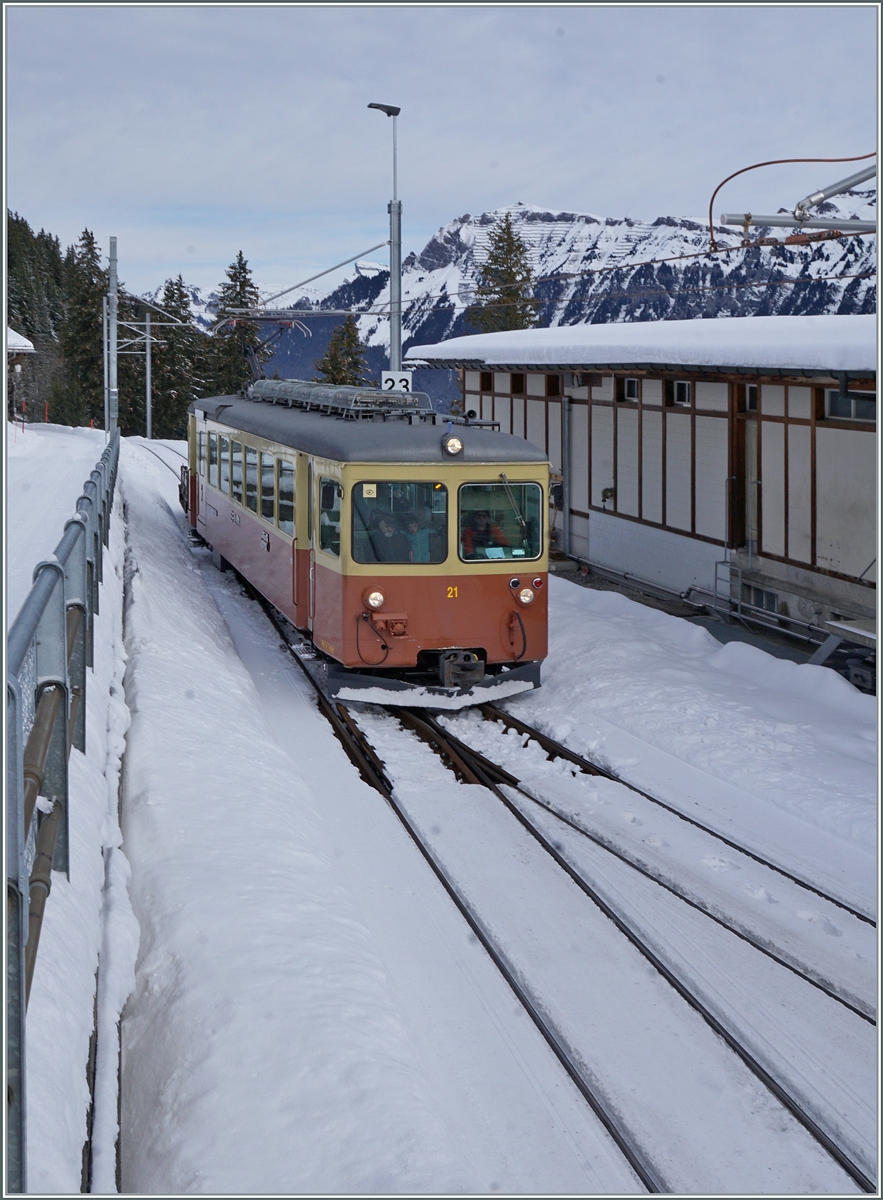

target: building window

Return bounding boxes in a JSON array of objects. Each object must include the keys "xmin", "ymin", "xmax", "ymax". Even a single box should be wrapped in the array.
[
  {"xmin": 546, "ymin": 374, "xmax": 561, "ymax": 397},
  {"xmin": 510, "ymin": 373, "xmax": 525, "ymax": 395},
  {"xmin": 673, "ymin": 380, "xmax": 691, "ymax": 406},
  {"xmin": 746, "ymin": 385, "xmax": 758, "ymax": 412},
  {"xmin": 825, "ymin": 389, "xmax": 876, "ymax": 422},
  {"xmin": 480, "ymin": 371, "xmax": 493, "ymax": 392},
  {"xmin": 617, "ymin": 377, "xmax": 640, "ymax": 402},
  {"xmin": 742, "ymin": 584, "xmax": 778, "ymax": 613}
]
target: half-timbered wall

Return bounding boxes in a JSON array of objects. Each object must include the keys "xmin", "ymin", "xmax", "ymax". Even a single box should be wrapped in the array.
[{"xmin": 462, "ymin": 369, "xmax": 876, "ymax": 597}]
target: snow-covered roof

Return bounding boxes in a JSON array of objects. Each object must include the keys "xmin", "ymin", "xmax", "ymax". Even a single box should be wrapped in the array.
[
  {"xmin": 406, "ymin": 314, "xmax": 877, "ymax": 377},
  {"xmin": 7, "ymin": 327, "xmax": 35, "ymax": 354}
]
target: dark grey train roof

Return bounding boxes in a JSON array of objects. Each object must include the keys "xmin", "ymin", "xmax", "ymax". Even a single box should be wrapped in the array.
[{"xmin": 190, "ymin": 395, "xmax": 548, "ymax": 464}]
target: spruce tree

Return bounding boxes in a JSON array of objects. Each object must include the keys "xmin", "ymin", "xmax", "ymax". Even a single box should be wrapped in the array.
[
  {"xmin": 468, "ymin": 212, "xmax": 539, "ymax": 333},
  {"xmin": 55, "ymin": 229, "xmax": 108, "ymax": 425},
  {"xmin": 208, "ymin": 251, "xmax": 265, "ymax": 394},
  {"xmin": 314, "ymin": 315, "xmax": 370, "ymax": 385},
  {"xmin": 149, "ymin": 276, "xmax": 208, "ymax": 437}
]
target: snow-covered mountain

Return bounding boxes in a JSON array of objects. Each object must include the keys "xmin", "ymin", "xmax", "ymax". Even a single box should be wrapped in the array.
[
  {"xmin": 265, "ymin": 193, "xmax": 875, "ymax": 399},
  {"xmin": 144, "ymin": 193, "xmax": 875, "ymax": 406}
]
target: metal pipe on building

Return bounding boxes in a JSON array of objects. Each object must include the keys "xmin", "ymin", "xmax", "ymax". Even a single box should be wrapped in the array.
[
  {"xmin": 108, "ymin": 237, "xmax": 119, "ymax": 433},
  {"xmin": 719, "ymin": 213, "xmax": 875, "ymax": 232},
  {"xmin": 561, "ymin": 395, "xmax": 572, "ymax": 558},
  {"xmin": 793, "ymin": 164, "xmax": 877, "ymax": 219}
]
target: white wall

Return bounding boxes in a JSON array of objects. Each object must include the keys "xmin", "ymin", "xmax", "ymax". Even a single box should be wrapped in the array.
[
  {"xmin": 693, "ymin": 416, "xmax": 727, "ymax": 541},
  {"xmin": 568, "ymin": 510, "xmax": 724, "ymax": 594},
  {"xmin": 815, "ymin": 427, "xmax": 877, "ymax": 581},
  {"xmin": 665, "ymin": 412, "xmax": 691, "ymax": 531}
]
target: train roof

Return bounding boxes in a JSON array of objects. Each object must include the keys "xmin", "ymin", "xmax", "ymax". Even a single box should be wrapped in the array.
[{"xmin": 190, "ymin": 395, "xmax": 548, "ymax": 465}]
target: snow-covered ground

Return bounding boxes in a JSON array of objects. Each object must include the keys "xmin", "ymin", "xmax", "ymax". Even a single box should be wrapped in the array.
[{"xmin": 6, "ymin": 423, "xmax": 877, "ymax": 1194}]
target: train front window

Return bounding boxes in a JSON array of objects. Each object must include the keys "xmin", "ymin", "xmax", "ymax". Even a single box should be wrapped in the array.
[
  {"xmin": 208, "ymin": 433, "xmax": 218, "ymax": 486},
  {"xmin": 459, "ymin": 482, "xmax": 542, "ymax": 561},
  {"xmin": 231, "ymin": 441, "xmax": 243, "ymax": 503},
  {"xmin": 219, "ymin": 436, "xmax": 230, "ymax": 493},
  {"xmin": 277, "ymin": 460, "xmax": 294, "ymax": 536},
  {"xmin": 352, "ymin": 482, "xmax": 448, "ymax": 564},
  {"xmin": 245, "ymin": 446, "xmax": 258, "ymax": 512},
  {"xmin": 318, "ymin": 477, "xmax": 341, "ymax": 557}
]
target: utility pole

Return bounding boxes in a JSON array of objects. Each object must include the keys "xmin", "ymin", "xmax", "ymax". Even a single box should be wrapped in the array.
[
  {"xmin": 108, "ymin": 237, "xmax": 119, "ymax": 433},
  {"xmin": 102, "ymin": 296, "xmax": 109, "ymax": 435},
  {"xmin": 368, "ymin": 102, "xmax": 402, "ymax": 372},
  {"xmin": 145, "ymin": 309, "xmax": 152, "ymax": 440}
]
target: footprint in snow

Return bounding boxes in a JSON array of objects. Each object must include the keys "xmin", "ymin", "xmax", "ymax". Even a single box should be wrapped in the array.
[
  {"xmin": 746, "ymin": 885, "xmax": 778, "ymax": 903},
  {"xmin": 644, "ymin": 835, "xmax": 668, "ymax": 848},
  {"xmin": 622, "ymin": 812, "xmax": 642, "ymax": 825},
  {"xmin": 701, "ymin": 854, "xmax": 738, "ymax": 871},
  {"xmin": 797, "ymin": 910, "xmax": 842, "ymax": 937}
]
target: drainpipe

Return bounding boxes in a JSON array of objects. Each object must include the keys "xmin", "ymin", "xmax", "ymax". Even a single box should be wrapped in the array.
[{"xmin": 561, "ymin": 394, "xmax": 572, "ymax": 558}]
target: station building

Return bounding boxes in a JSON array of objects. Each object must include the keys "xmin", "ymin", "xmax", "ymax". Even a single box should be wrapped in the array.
[{"xmin": 407, "ymin": 314, "xmax": 877, "ymax": 645}]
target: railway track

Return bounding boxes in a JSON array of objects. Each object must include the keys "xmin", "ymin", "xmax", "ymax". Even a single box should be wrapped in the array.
[
  {"xmin": 253, "ymin": 596, "xmax": 875, "ymax": 1194},
  {"xmin": 475, "ymin": 703, "xmax": 876, "ymax": 928}
]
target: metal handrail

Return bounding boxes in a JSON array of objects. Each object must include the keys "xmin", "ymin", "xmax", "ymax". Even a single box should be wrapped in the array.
[{"xmin": 6, "ymin": 430, "xmax": 120, "ymax": 1195}]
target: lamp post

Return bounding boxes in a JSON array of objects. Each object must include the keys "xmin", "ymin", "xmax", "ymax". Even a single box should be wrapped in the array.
[{"xmin": 368, "ymin": 102, "xmax": 402, "ymax": 372}]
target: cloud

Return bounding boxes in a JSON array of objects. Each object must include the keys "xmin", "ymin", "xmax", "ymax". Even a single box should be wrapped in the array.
[{"xmin": 6, "ymin": 5, "xmax": 876, "ymax": 294}]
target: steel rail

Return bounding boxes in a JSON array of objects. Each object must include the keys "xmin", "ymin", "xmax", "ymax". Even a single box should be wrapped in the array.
[
  {"xmin": 241, "ymin": 585, "xmax": 873, "ymax": 1192},
  {"xmin": 407, "ymin": 710, "xmax": 876, "ymax": 1195},
  {"xmin": 248, "ymin": 594, "xmax": 664, "ymax": 1193},
  {"xmin": 480, "ymin": 705, "xmax": 876, "ymax": 927},
  {"xmin": 432, "ymin": 717, "xmax": 875, "ymax": 1024}
]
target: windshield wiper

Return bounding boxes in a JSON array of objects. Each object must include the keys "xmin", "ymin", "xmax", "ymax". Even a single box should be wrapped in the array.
[{"xmin": 499, "ymin": 473, "xmax": 528, "ymax": 540}]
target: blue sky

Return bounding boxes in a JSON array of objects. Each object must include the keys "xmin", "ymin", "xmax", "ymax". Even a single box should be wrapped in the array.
[{"xmin": 5, "ymin": 4, "xmax": 878, "ymax": 297}]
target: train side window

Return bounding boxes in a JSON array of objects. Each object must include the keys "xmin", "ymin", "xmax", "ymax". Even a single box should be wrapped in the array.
[
  {"xmin": 219, "ymin": 436, "xmax": 230, "ymax": 493},
  {"xmin": 245, "ymin": 445, "xmax": 258, "ymax": 512},
  {"xmin": 198, "ymin": 430, "xmax": 206, "ymax": 476},
  {"xmin": 208, "ymin": 433, "xmax": 218, "ymax": 486},
  {"xmin": 318, "ymin": 477, "xmax": 341, "ymax": 557},
  {"xmin": 277, "ymin": 460, "xmax": 295, "ymax": 536},
  {"xmin": 260, "ymin": 453, "xmax": 275, "ymax": 521},
  {"xmin": 231, "ymin": 440, "xmax": 243, "ymax": 503}
]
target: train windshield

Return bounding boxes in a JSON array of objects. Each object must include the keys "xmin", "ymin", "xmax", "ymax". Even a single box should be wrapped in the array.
[
  {"xmin": 352, "ymin": 482, "xmax": 448, "ymax": 564},
  {"xmin": 459, "ymin": 482, "xmax": 542, "ymax": 561}
]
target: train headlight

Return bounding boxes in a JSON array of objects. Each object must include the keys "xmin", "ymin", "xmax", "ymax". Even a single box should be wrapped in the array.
[
  {"xmin": 364, "ymin": 589, "xmax": 385, "ymax": 610},
  {"xmin": 442, "ymin": 434, "xmax": 463, "ymax": 455},
  {"xmin": 516, "ymin": 587, "xmax": 535, "ymax": 606}
]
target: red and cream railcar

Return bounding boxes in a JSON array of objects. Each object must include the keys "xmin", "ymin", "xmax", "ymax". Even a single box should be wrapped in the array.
[{"xmin": 185, "ymin": 381, "xmax": 549, "ymax": 703}]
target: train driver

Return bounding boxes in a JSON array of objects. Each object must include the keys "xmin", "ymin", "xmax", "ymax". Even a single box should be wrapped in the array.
[{"xmin": 461, "ymin": 509, "xmax": 510, "ymax": 559}]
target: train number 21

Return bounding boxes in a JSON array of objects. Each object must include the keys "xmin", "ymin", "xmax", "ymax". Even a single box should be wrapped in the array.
[{"xmin": 446, "ymin": 586, "xmax": 459, "ymax": 599}]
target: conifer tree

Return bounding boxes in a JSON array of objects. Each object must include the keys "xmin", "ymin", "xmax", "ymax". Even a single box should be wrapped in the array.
[
  {"xmin": 468, "ymin": 212, "xmax": 539, "ymax": 333},
  {"xmin": 148, "ymin": 277, "xmax": 208, "ymax": 437},
  {"xmin": 54, "ymin": 229, "xmax": 108, "ymax": 425},
  {"xmin": 314, "ymin": 315, "xmax": 370, "ymax": 385},
  {"xmin": 208, "ymin": 251, "xmax": 265, "ymax": 394}
]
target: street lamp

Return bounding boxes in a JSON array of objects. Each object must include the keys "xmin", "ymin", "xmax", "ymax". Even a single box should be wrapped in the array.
[{"xmin": 368, "ymin": 102, "xmax": 402, "ymax": 372}]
